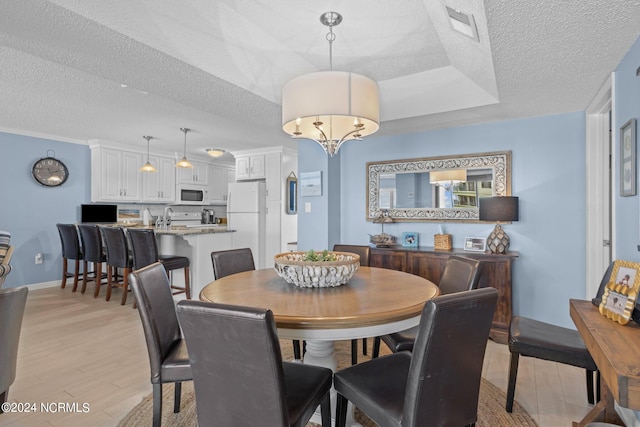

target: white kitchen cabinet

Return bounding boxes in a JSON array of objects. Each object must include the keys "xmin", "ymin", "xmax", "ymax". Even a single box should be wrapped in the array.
[
  {"xmin": 93, "ymin": 147, "xmax": 143, "ymax": 202},
  {"xmin": 177, "ymin": 160, "xmax": 208, "ymax": 185},
  {"xmin": 143, "ymin": 155, "xmax": 176, "ymax": 203},
  {"xmin": 235, "ymin": 154, "xmax": 265, "ymax": 180},
  {"xmin": 209, "ymin": 165, "xmax": 235, "ymax": 204}
]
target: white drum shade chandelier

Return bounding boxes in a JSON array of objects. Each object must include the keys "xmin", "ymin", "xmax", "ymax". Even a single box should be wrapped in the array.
[{"xmin": 282, "ymin": 12, "xmax": 380, "ymax": 157}]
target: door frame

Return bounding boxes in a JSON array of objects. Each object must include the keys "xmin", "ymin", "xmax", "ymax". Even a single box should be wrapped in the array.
[{"xmin": 585, "ymin": 74, "xmax": 613, "ymax": 297}]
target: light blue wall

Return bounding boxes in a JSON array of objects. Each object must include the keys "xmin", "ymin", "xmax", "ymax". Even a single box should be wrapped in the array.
[
  {"xmin": 0, "ymin": 132, "xmax": 91, "ymax": 288},
  {"xmin": 299, "ymin": 112, "xmax": 587, "ymax": 327},
  {"xmin": 614, "ymin": 35, "xmax": 640, "ymax": 260}
]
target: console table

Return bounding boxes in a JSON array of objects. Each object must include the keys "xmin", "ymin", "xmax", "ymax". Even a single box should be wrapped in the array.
[{"xmin": 370, "ymin": 246, "xmax": 518, "ymax": 344}]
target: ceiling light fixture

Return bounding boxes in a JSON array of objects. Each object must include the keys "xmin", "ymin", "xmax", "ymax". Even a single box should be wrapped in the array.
[
  {"xmin": 176, "ymin": 128, "xmax": 193, "ymax": 168},
  {"xmin": 281, "ymin": 11, "xmax": 380, "ymax": 157},
  {"xmin": 140, "ymin": 135, "xmax": 157, "ymax": 173},
  {"xmin": 206, "ymin": 148, "xmax": 225, "ymax": 158},
  {"xmin": 429, "ymin": 169, "xmax": 467, "ymax": 186}
]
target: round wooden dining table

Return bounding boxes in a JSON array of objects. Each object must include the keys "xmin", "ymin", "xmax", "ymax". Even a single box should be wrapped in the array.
[{"xmin": 200, "ymin": 266, "xmax": 439, "ymax": 426}]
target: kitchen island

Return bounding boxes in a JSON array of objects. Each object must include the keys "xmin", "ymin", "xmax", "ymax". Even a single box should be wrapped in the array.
[{"xmin": 154, "ymin": 225, "xmax": 235, "ymax": 298}]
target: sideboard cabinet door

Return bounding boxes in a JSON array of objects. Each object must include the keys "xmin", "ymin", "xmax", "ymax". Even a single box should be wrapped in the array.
[
  {"xmin": 406, "ymin": 251, "xmax": 448, "ymax": 282},
  {"xmin": 370, "ymin": 250, "xmax": 406, "ymax": 271},
  {"xmin": 370, "ymin": 247, "xmax": 516, "ymax": 344}
]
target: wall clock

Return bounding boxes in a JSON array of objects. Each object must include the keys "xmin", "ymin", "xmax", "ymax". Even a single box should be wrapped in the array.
[{"xmin": 32, "ymin": 151, "xmax": 69, "ymax": 187}]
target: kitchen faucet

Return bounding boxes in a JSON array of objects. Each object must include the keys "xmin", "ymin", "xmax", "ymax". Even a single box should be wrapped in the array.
[
  {"xmin": 163, "ymin": 206, "xmax": 174, "ymax": 222},
  {"xmin": 156, "ymin": 206, "xmax": 174, "ymax": 230}
]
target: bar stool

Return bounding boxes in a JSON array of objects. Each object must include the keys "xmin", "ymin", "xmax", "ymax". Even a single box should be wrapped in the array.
[
  {"xmin": 100, "ymin": 226, "xmax": 134, "ymax": 306},
  {"xmin": 128, "ymin": 229, "xmax": 190, "ymax": 299},
  {"xmin": 56, "ymin": 224, "xmax": 84, "ymax": 292},
  {"xmin": 77, "ymin": 224, "xmax": 107, "ymax": 297}
]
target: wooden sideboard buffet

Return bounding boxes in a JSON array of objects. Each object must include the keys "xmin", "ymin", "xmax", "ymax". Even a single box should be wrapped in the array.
[{"xmin": 370, "ymin": 246, "xmax": 518, "ymax": 344}]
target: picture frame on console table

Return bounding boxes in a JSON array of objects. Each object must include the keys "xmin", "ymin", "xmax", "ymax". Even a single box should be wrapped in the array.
[
  {"xmin": 464, "ymin": 236, "xmax": 487, "ymax": 252},
  {"xmin": 599, "ymin": 260, "xmax": 640, "ymax": 325},
  {"xmin": 402, "ymin": 232, "xmax": 418, "ymax": 247},
  {"xmin": 620, "ymin": 118, "xmax": 636, "ymax": 197}
]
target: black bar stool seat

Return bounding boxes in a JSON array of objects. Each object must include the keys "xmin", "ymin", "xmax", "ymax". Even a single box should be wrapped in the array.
[
  {"xmin": 129, "ymin": 229, "xmax": 191, "ymax": 299},
  {"xmin": 77, "ymin": 224, "xmax": 107, "ymax": 297},
  {"xmin": 56, "ymin": 223, "xmax": 84, "ymax": 292},
  {"xmin": 158, "ymin": 255, "xmax": 189, "ymax": 272},
  {"xmin": 100, "ymin": 226, "xmax": 134, "ymax": 306}
]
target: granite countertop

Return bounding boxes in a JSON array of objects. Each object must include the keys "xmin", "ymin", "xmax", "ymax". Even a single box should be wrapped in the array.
[
  {"xmin": 155, "ymin": 225, "xmax": 234, "ymax": 236},
  {"xmin": 109, "ymin": 223, "xmax": 234, "ymax": 236}
]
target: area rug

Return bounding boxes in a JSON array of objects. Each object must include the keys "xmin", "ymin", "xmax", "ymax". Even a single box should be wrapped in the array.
[{"xmin": 118, "ymin": 340, "xmax": 537, "ymax": 426}]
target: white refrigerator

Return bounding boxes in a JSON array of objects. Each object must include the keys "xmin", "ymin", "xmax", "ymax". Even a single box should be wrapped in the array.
[{"xmin": 227, "ymin": 181, "xmax": 266, "ymax": 268}]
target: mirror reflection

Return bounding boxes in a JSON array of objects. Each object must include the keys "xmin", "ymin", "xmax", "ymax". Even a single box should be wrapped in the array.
[
  {"xmin": 367, "ymin": 151, "xmax": 511, "ymax": 222},
  {"xmin": 379, "ymin": 169, "xmax": 493, "ymax": 209}
]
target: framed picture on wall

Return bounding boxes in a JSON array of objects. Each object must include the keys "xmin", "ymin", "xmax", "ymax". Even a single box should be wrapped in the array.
[
  {"xmin": 300, "ymin": 171, "xmax": 322, "ymax": 197},
  {"xmin": 620, "ymin": 118, "xmax": 636, "ymax": 197}
]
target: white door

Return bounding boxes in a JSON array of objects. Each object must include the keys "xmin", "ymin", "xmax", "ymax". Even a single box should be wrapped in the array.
[{"xmin": 586, "ymin": 75, "xmax": 613, "ymax": 297}]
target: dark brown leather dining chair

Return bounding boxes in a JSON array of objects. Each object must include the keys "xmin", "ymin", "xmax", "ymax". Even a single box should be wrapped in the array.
[
  {"xmin": 128, "ymin": 228, "xmax": 191, "ymax": 299},
  {"xmin": 210, "ymin": 247, "xmax": 306, "ymax": 361},
  {"xmin": 176, "ymin": 299, "xmax": 332, "ymax": 427},
  {"xmin": 333, "ymin": 244, "xmax": 372, "ymax": 365},
  {"xmin": 210, "ymin": 248, "xmax": 255, "ymax": 280},
  {"xmin": 372, "ymin": 254, "xmax": 484, "ymax": 357},
  {"xmin": 56, "ymin": 223, "xmax": 84, "ymax": 291},
  {"xmin": 0, "ymin": 286, "xmax": 28, "ymax": 411},
  {"xmin": 334, "ymin": 287, "xmax": 498, "ymax": 427},
  {"xmin": 129, "ymin": 263, "xmax": 192, "ymax": 427}
]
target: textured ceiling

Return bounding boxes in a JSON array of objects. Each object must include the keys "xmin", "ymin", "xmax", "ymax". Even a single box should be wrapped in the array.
[{"xmin": 1, "ymin": 0, "xmax": 640, "ymax": 161}]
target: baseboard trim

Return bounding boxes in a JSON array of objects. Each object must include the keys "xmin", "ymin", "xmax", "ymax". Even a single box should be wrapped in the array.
[{"xmin": 25, "ymin": 280, "xmax": 60, "ymax": 290}]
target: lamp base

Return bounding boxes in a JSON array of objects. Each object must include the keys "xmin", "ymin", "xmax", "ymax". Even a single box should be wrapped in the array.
[{"xmin": 487, "ymin": 224, "xmax": 510, "ymax": 254}]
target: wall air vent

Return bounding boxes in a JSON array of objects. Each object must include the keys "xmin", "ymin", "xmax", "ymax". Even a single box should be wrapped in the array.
[{"xmin": 445, "ymin": 6, "xmax": 479, "ymax": 42}]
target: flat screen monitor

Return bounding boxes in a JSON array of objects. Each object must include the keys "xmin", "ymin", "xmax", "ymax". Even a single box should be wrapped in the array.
[{"xmin": 81, "ymin": 204, "xmax": 117, "ymax": 223}]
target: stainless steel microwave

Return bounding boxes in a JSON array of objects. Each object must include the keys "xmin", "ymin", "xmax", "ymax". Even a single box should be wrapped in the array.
[{"xmin": 176, "ymin": 185, "xmax": 207, "ymax": 205}]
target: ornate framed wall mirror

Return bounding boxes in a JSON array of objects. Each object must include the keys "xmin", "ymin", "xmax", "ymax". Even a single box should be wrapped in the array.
[
  {"xmin": 366, "ymin": 151, "xmax": 511, "ymax": 222},
  {"xmin": 286, "ymin": 172, "xmax": 298, "ymax": 214}
]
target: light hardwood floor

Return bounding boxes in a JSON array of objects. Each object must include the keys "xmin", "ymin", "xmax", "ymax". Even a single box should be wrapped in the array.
[{"xmin": 2, "ymin": 286, "xmax": 593, "ymax": 426}]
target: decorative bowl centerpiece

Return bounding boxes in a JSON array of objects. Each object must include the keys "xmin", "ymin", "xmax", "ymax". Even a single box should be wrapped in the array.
[{"xmin": 274, "ymin": 250, "xmax": 360, "ymax": 288}]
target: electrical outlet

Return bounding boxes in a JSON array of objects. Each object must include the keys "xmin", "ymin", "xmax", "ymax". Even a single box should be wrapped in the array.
[{"xmin": 35, "ymin": 253, "xmax": 43, "ymax": 264}]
